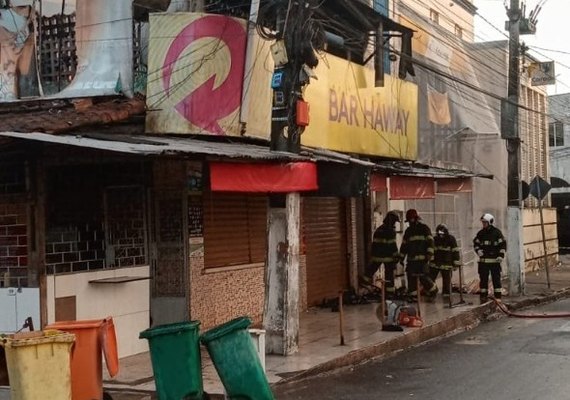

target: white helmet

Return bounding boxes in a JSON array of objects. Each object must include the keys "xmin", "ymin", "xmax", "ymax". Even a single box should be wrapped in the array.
[{"xmin": 481, "ymin": 213, "xmax": 494, "ymax": 224}]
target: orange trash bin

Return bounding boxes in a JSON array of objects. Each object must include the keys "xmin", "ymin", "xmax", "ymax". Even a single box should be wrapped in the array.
[{"xmin": 46, "ymin": 317, "xmax": 119, "ymax": 400}]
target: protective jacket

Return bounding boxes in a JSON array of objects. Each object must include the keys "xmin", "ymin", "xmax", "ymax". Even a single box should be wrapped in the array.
[
  {"xmin": 400, "ymin": 222, "xmax": 434, "ymax": 263},
  {"xmin": 434, "ymin": 234, "xmax": 461, "ymax": 270},
  {"xmin": 371, "ymin": 224, "xmax": 400, "ymax": 264},
  {"xmin": 473, "ymin": 225, "xmax": 506, "ymax": 263}
]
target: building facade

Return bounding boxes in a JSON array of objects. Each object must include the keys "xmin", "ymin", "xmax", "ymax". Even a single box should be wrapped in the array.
[
  {"xmin": 0, "ymin": 0, "xmax": 516, "ymax": 360},
  {"xmin": 548, "ymin": 93, "xmax": 570, "ymax": 252}
]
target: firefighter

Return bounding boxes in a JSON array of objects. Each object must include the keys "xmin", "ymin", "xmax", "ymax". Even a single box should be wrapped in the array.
[
  {"xmin": 473, "ymin": 213, "xmax": 506, "ymax": 303},
  {"xmin": 363, "ymin": 211, "xmax": 401, "ymax": 299},
  {"xmin": 400, "ymin": 209, "xmax": 438, "ymax": 301},
  {"xmin": 430, "ymin": 224, "xmax": 461, "ymax": 299}
]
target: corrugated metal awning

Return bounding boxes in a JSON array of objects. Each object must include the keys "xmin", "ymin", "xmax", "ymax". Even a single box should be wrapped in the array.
[
  {"xmin": 0, "ymin": 131, "xmax": 309, "ymax": 161},
  {"xmin": 0, "ymin": 131, "xmax": 493, "ymax": 180},
  {"xmin": 373, "ymin": 161, "xmax": 493, "ymax": 179},
  {"xmin": 304, "ymin": 147, "xmax": 492, "ymax": 179}
]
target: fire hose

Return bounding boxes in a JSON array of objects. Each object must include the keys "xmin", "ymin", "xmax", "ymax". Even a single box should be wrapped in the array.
[{"xmin": 492, "ymin": 297, "xmax": 570, "ymax": 319}]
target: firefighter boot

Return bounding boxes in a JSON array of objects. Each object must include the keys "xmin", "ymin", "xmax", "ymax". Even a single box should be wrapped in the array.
[{"xmin": 424, "ymin": 285, "xmax": 439, "ymax": 303}]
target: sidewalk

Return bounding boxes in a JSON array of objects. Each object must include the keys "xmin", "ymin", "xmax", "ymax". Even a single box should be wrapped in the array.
[{"xmin": 103, "ymin": 258, "xmax": 570, "ymax": 399}]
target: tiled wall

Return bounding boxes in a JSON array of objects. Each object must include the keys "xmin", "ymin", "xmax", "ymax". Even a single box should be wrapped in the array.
[
  {"xmin": 189, "ymin": 234, "xmax": 308, "ymax": 329},
  {"xmin": 0, "ymin": 202, "xmax": 28, "ymax": 286},
  {"xmin": 105, "ymin": 187, "xmax": 146, "ymax": 268},
  {"xmin": 189, "ymin": 238, "xmax": 266, "ymax": 331},
  {"xmin": 0, "ymin": 160, "xmax": 28, "ymax": 287},
  {"xmin": 45, "ymin": 224, "xmax": 105, "ymax": 274}
]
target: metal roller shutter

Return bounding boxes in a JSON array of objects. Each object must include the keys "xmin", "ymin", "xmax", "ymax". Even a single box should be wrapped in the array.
[
  {"xmin": 203, "ymin": 192, "xmax": 268, "ymax": 268},
  {"xmin": 303, "ymin": 197, "xmax": 348, "ymax": 306}
]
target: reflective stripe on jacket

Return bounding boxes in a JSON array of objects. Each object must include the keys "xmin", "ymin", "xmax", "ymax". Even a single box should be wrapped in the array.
[
  {"xmin": 433, "ymin": 234, "xmax": 461, "ymax": 270},
  {"xmin": 371, "ymin": 224, "xmax": 400, "ymax": 264},
  {"xmin": 473, "ymin": 225, "xmax": 506, "ymax": 262},
  {"xmin": 400, "ymin": 222, "xmax": 434, "ymax": 263}
]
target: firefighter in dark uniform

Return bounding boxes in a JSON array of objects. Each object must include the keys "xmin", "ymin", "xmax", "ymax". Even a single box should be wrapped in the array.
[
  {"xmin": 474, "ymin": 213, "xmax": 506, "ymax": 303},
  {"xmin": 363, "ymin": 211, "xmax": 401, "ymax": 299},
  {"xmin": 430, "ymin": 224, "xmax": 461, "ymax": 299},
  {"xmin": 400, "ymin": 209, "xmax": 438, "ymax": 301}
]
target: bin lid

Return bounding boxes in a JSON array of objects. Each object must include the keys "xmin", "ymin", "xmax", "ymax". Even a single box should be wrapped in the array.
[
  {"xmin": 1, "ymin": 331, "xmax": 75, "ymax": 348},
  {"xmin": 46, "ymin": 319, "xmax": 107, "ymax": 330},
  {"xmin": 200, "ymin": 317, "xmax": 252, "ymax": 344},
  {"xmin": 139, "ymin": 321, "xmax": 201, "ymax": 339},
  {"xmin": 102, "ymin": 318, "xmax": 120, "ymax": 378}
]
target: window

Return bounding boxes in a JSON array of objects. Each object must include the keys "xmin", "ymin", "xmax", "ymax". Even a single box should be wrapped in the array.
[
  {"xmin": 549, "ymin": 121, "xmax": 564, "ymax": 147},
  {"xmin": 45, "ymin": 164, "xmax": 149, "ymax": 275},
  {"xmin": 430, "ymin": 9, "xmax": 439, "ymax": 24},
  {"xmin": 455, "ymin": 24, "xmax": 463, "ymax": 39}
]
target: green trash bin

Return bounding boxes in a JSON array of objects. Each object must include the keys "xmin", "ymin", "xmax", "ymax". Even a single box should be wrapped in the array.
[
  {"xmin": 140, "ymin": 321, "xmax": 204, "ymax": 400},
  {"xmin": 201, "ymin": 317, "xmax": 274, "ymax": 400}
]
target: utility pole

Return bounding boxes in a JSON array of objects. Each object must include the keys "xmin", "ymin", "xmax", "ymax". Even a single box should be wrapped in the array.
[
  {"xmin": 265, "ymin": 0, "xmax": 317, "ymax": 355},
  {"xmin": 505, "ymin": 0, "xmax": 525, "ymax": 296}
]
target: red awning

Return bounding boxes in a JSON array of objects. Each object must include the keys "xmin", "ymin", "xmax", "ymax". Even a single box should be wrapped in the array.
[
  {"xmin": 436, "ymin": 178, "xmax": 473, "ymax": 193},
  {"xmin": 370, "ymin": 173, "xmax": 388, "ymax": 191},
  {"xmin": 390, "ymin": 176, "xmax": 435, "ymax": 199},
  {"xmin": 210, "ymin": 162, "xmax": 318, "ymax": 192}
]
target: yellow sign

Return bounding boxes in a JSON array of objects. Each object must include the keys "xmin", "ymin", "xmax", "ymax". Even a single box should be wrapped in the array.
[{"xmin": 302, "ymin": 54, "xmax": 418, "ymax": 160}]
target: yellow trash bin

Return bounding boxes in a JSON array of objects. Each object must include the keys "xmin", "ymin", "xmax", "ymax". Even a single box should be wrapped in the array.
[{"xmin": 1, "ymin": 331, "xmax": 75, "ymax": 400}]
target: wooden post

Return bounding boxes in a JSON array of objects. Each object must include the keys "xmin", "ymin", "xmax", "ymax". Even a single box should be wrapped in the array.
[
  {"xmin": 538, "ymin": 198, "xmax": 551, "ymax": 288},
  {"xmin": 448, "ymin": 273, "xmax": 453, "ymax": 309},
  {"xmin": 380, "ymin": 279, "xmax": 386, "ymax": 325},
  {"xmin": 416, "ymin": 276, "xmax": 422, "ymax": 318},
  {"xmin": 338, "ymin": 291, "xmax": 345, "ymax": 346}
]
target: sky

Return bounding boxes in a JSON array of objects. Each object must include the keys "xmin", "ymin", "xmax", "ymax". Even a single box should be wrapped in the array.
[{"xmin": 474, "ymin": 0, "xmax": 570, "ymax": 95}]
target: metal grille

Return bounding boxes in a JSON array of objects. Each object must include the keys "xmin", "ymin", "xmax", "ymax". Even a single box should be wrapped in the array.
[
  {"xmin": 303, "ymin": 197, "xmax": 348, "ymax": 306},
  {"xmin": 203, "ymin": 193, "xmax": 268, "ymax": 269},
  {"xmin": 37, "ymin": 13, "xmax": 77, "ymax": 92},
  {"xmin": 36, "ymin": 14, "xmax": 144, "ymax": 94}
]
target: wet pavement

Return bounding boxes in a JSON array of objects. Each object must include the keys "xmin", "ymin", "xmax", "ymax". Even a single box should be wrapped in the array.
[
  {"xmin": 1, "ymin": 259, "xmax": 568, "ymax": 399},
  {"xmin": 275, "ymin": 297, "xmax": 570, "ymax": 399}
]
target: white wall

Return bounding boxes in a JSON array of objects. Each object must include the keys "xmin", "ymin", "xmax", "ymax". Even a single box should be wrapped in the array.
[
  {"xmin": 46, "ymin": 266, "xmax": 150, "ymax": 358},
  {"xmin": 0, "ymin": 288, "xmax": 40, "ymax": 333}
]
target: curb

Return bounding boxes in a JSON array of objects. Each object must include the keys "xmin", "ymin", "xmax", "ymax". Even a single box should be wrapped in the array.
[
  {"xmin": 503, "ymin": 287, "xmax": 570, "ymax": 311},
  {"xmin": 273, "ymin": 288, "xmax": 570, "ymax": 387},
  {"xmin": 273, "ymin": 301, "xmax": 495, "ymax": 386}
]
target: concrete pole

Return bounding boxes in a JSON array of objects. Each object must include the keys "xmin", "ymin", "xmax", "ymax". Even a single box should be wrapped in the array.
[
  {"xmin": 506, "ymin": 0, "xmax": 525, "ymax": 296},
  {"xmin": 263, "ymin": 193, "xmax": 300, "ymax": 355}
]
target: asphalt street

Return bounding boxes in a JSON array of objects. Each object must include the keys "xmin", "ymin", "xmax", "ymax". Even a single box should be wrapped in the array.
[{"xmin": 275, "ymin": 298, "xmax": 570, "ymax": 400}]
